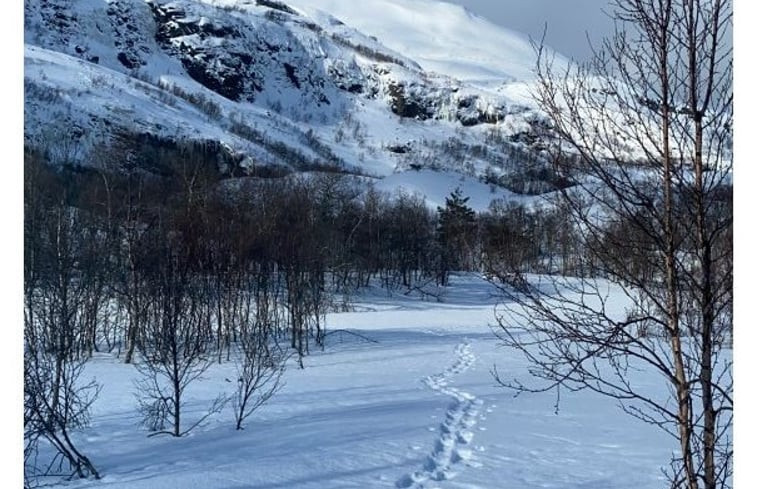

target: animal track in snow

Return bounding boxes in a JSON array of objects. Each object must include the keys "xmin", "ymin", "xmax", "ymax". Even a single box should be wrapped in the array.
[{"xmin": 396, "ymin": 341, "xmax": 483, "ymax": 488}]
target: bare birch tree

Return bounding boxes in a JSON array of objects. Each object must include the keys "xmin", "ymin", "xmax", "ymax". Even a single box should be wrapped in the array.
[{"xmin": 493, "ymin": 1, "xmax": 732, "ymax": 488}]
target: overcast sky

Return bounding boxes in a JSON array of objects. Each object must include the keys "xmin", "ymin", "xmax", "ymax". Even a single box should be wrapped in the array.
[{"xmin": 442, "ymin": 0, "xmax": 615, "ymax": 61}]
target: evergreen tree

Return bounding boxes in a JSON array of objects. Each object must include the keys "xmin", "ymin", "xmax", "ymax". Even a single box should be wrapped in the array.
[{"xmin": 436, "ymin": 188, "xmax": 477, "ymax": 285}]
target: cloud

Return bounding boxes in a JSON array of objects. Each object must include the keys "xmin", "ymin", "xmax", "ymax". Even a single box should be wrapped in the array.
[{"xmin": 443, "ymin": 0, "xmax": 615, "ymax": 61}]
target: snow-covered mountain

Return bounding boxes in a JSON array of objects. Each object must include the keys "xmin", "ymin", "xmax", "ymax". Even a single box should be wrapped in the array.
[{"xmin": 24, "ymin": 0, "xmax": 563, "ymax": 195}]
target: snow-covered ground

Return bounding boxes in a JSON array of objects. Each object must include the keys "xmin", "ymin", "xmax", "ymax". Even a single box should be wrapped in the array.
[{"xmin": 48, "ymin": 274, "xmax": 676, "ymax": 489}]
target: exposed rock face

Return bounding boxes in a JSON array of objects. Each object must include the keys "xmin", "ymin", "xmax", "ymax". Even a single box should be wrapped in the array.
[
  {"xmin": 387, "ymin": 82, "xmax": 435, "ymax": 120},
  {"xmin": 146, "ymin": 0, "xmax": 286, "ymax": 102},
  {"xmin": 107, "ymin": 0, "xmax": 151, "ymax": 69}
]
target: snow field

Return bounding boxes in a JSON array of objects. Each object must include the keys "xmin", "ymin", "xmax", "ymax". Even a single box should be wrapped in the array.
[{"xmin": 43, "ymin": 274, "xmax": 679, "ymax": 489}]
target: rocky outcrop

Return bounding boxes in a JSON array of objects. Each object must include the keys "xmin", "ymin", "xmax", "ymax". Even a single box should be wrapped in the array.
[{"xmin": 387, "ymin": 82, "xmax": 435, "ymax": 120}]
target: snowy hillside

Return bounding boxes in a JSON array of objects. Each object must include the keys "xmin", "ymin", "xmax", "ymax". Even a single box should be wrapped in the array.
[
  {"xmin": 24, "ymin": 0, "xmax": 565, "ymax": 203},
  {"xmin": 285, "ymin": 0, "xmax": 560, "ymax": 87}
]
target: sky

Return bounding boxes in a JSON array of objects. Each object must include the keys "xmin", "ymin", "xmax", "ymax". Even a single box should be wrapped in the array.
[{"xmin": 442, "ymin": 0, "xmax": 615, "ymax": 62}]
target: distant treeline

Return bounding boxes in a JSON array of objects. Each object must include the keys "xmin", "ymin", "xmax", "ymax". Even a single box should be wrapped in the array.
[{"xmin": 24, "ymin": 135, "xmax": 734, "ymax": 362}]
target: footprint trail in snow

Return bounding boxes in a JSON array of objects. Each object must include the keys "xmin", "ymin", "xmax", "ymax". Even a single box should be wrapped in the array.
[{"xmin": 396, "ymin": 341, "xmax": 483, "ymax": 488}]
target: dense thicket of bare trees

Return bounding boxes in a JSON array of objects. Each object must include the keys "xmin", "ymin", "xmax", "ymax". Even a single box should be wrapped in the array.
[
  {"xmin": 24, "ymin": 149, "xmax": 102, "ymax": 483},
  {"xmin": 21, "ymin": 135, "xmax": 464, "ymax": 483},
  {"xmin": 493, "ymin": 1, "xmax": 732, "ymax": 488}
]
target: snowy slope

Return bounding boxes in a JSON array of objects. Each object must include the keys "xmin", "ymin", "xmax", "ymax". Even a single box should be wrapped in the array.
[
  {"xmin": 24, "ymin": 0, "xmax": 561, "ymax": 205},
  {"xmin": 286, "ymin": 0, "xmax": 566, "ymax": 88}
]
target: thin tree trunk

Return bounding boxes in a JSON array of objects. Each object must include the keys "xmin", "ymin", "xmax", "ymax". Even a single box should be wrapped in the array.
[{"xmin": 659, "ymin": 9, "xmax": 697, "ymax": 486}]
